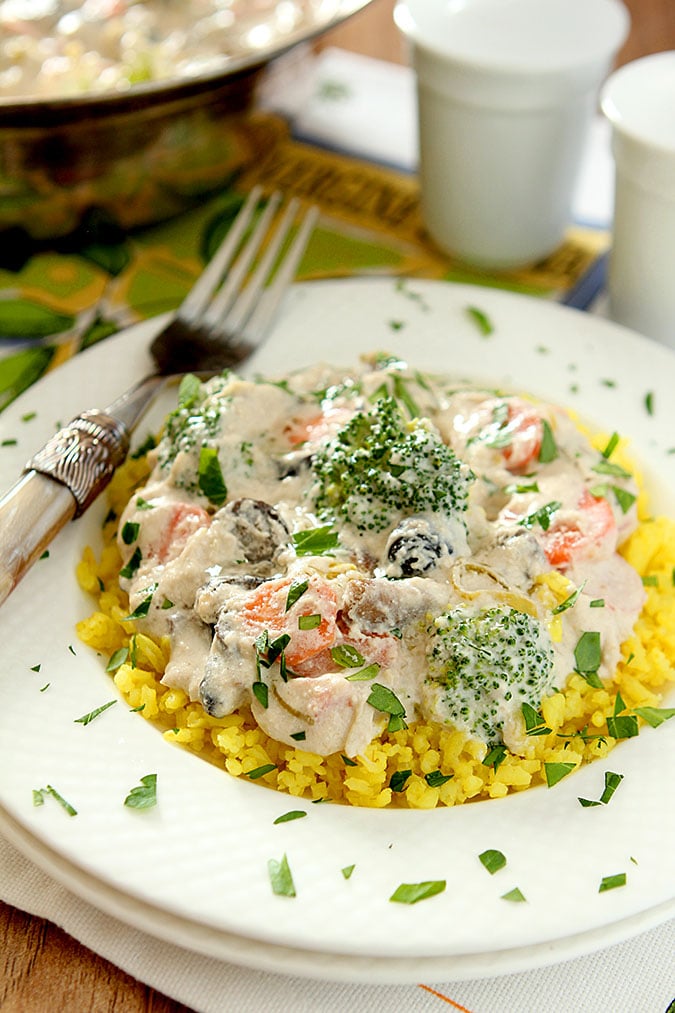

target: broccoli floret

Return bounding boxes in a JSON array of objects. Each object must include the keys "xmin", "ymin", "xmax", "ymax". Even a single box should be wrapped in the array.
[
  {"xmin": 156, "ymin": 374, "xmax": 229, "ymax": 489},
  {"xmin": 312, "ymin": 397, "xmax": 473, "ymax": 533},
  {"xmin": 425, "ymin": 605, "xmax": 555, "ymax": 743}
]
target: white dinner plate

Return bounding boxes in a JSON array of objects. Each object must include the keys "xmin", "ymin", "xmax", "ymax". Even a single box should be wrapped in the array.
[{"xmin": 0, "ymin": 278, "xmax": 673, "ymax": 983}]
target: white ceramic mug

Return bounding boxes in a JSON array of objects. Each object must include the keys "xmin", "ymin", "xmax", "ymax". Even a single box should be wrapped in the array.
[
  {"xmin": 601, "ymin": 51, "xmax": 675, "ymax": 347},
  {"xmin": 395, "ymin": 0, "xmax": 629, "ymax": 270}
]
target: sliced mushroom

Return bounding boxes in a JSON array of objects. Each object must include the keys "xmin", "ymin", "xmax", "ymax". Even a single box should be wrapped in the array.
[
  {"xmin": 198, "ymin": 637, "xmax": 248, "ymax": 717},
  {"xmin": 222, "ymin": 498, "xmax": 289, "ymax": 564}
]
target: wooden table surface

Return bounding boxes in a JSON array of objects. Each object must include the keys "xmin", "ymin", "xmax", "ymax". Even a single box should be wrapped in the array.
[{"xmin": 2, "ymin": 2, "xmax": 674, "ymax": 1010}]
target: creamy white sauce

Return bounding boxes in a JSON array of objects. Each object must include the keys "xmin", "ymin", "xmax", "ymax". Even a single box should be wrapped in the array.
[{"xmin": 118, "ymin": 358, "xmax": 645, "ymax": 758}]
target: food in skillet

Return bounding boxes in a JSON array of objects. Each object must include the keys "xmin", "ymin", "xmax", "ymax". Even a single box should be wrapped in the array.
[
  {"xmin": 78, "ymin": 355, "xmax": 675, "ymax": 807},
  {"xmin": 0, "ymin": 0, "xmax": 313, "ymax": 98}
]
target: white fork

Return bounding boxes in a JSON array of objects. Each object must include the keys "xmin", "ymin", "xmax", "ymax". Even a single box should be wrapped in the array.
[{"xmin": 0, "ymin": 187, "xmax": 318, "ymax": 605}]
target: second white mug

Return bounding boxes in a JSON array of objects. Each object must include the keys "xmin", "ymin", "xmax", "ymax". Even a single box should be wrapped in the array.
[{"xmin": 602, "ymin": 51, "xmax": 675, "ymax": 347}]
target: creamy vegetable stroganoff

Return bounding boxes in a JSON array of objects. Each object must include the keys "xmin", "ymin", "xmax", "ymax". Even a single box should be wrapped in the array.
[{"xmin": 114, "ymin": 354, "xmax": 646, "ymax": 761}]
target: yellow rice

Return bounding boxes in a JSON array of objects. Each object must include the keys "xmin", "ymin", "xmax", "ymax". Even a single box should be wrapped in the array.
[{"xmin": 76, "ymin": 439, "xmax": 675, "ymax": 809}]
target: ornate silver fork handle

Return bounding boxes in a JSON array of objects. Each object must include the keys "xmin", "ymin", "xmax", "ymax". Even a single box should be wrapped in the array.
[
  {"xmin": 0, "ymin": 374, "xmax": 163, "ymax": 606},
  {"xmin": 28, "ymin": 409, "xmax": 131, "ymax": 517}
]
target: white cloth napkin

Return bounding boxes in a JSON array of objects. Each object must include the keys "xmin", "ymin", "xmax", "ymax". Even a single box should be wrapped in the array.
[{"xmin": 3, "ymin": 48, "xmax": 674, "ymax": 1013}]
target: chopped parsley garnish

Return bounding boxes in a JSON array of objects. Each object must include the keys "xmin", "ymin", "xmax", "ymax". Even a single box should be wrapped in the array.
[
  {"xmin": 642, "ymin": 575, "xmax": 659, "ymax": 588},
  {"xmin": 252, "ymin": 681, "xmax": 269, "ymax": 709},
  {"xmin": 123, "ymin": 584, "xmax": 157, "ymax": 621},
  {"xmin": 268, "ymin": 854, "xmax": 296, "ymax": 897},
  {"xmin": 247, "ymin": 763, "xmax": 276, "ymax": 780},
  {"xmin": 273, "ymin": 810, "xmax": 307, "ymax": 824},
  {"xmin": 579, "ymin": 770, "xmax": 624, "ymax": 807},
  {"xmin": 607, "ymin": 692, "xmax": 639, "ymax": 739},
  {"xmin": 292, "ymin": 525, "xmax": 339, "ymax": 556},
  {"xmin": 389, "ymin": 880, "xmax": 446, "ymax": 905},
  {"xmin": 590, "ymin": 482, "xmax": 636, "ymax": 515},
  {"xmin": 592, "ymin": 459, "xmax": 632, "ymax": 479},
  {"xmin": 482, "ymin": 744, "xmax": 508, "ymax": 771},
  {"xmin": 465, "ymin": 305, "xmax": 494, "ymax": 336},
  {"xmin": 574, "ymin": 631, "xmax": 603, "ymax": 687},
  {"xmin": 285, "ymin": 579, "xmax": 309, "ymax": 611},
  {"xmin": 504, "ymin": 481, "xmax": 540, "ymax": 495},
  {"xmin": 341, "ymin": 754, "xmax": 357, "ymax": 767},
  {"xmin": 178, "ymin": 372, "xmax": 202, "ymax": 409},
  {"xmin": 644, "ymin": 391, "xmax": 654, "ymax": 416},
  {"xmin": 590, "ymin": 598, "xmax": 605, "ymax": 608},
  {"xmin": 479, "ymin": 849, "xmax": 506, "ymax": 875},
  {"xmin": 121, "ymin": 521, "xmax": 140, "ymax": 544},
  {"xmin": 298, "ymin": 613, "xmax": 321, "ymax": 631},
  {"xmin": 538, "ymin": 420, "xmax": 558, "ymax": 463},
  {"xmin": 124, "ymin": 773, "xmax": 157, "ymax": 809},
  {"xmin": 544, "ymin": 761, "xmax": 577, "ymax": 787},
  {"xmin": 389, "ymin": 769, "xmax": 412, "ymax": 792},
  {"xmin": 501, "ymin": 887, "xmax": 526, "ymax": 903},
  {"xmin": 394, "ymin": 278, "xmax": 430, "ymax": 310},
  {"xmin": 341, "ymin": 864, "xmax": 356, "ymax": 880},
  {"xmin": 551, "ymin": 581, "xmax": 585, "ymax": 615},
  {"xmin": 106, "ymin": 648, "xmax": 129, "ymax": 672},
  {"xmin": 30, "ymin": 663, "xmax": 41, "ymax": 673},
  {"xmin": 599, "ymin": 872, "xmax": 626, "ymax": 893},
  {"xmin": 74, "ymin": 700, "xmax": 117, "ymax": 726},
  {"xmin": 33, "ymin": 785, "xmax": 77, "ymax": 816},
  {"xmin": 614, "ymin": 487, "xmax": 637, "ymax": 513},
  {"xmin": 599, "ymin": 770, "xmax": 624, "ymax": 803},
  {"xmin": 119, "ymin": 546, "xmax": 142, "ymax": 579},
  {"xmin": 602, "ymin": 432, "xmax": 620, "ymax": 458},
  {"xmin": 366, "ymin": 683, "xmax": 407, "ymax": 732},
  {"xmin": 198, "ymin": 445, "xmax": 227, "ymax": 506},
  {"xmin": 519, "ymin": 500, "xmax": 561, "ymax": 531},
  {"xmin": 425, "ymin": 770, "xmax": 452, "ymax": 787},
  {"xmin": 290, "ymin": 730, "xmax": 306, "ymax": 741},
  {"xmin": 331, "ymin": 644, "xmax": 365, "ymax": 668},
  {"xmin": 522, "ymin": 702, "xmax": 552, "ymax": 737},
  {"xmin": 130, "ymin": 433, "xmax": 157, "ymax": 459},
  {"xmin": 254, "ymin": 631, "xmax": 291, "ymax": 684},
  {"xmin": 391, "ymin": 374, "xmax": 421, "ymax": 418},
  {"xmin": 633, "ymin": 705, "xmax": 675, "ymax": 728},
  {"xmin": 345, "ymin": 663, "xmax": 380, "ymax": 682}
]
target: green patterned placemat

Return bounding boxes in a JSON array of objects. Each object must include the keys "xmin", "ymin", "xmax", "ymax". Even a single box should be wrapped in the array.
[{"xmin": 0, "ymin": 113, "xmax": 608, "ymax": 412}]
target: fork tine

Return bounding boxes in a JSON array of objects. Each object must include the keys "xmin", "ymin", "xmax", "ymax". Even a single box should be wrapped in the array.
[
  {"xmin": 203, "ymin": 191, "xmax": 282, "ymax": 327},
  {"xmin": 179, "ymin": 184, "xmax": 263, "ymax": 323},
  {"xmin": 222, "ymin": 195, "xmax": 301, "ymax": 335},
  {"xmin": 241, "ymin": 203, "xmax": 320, "ymax": 343}
]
